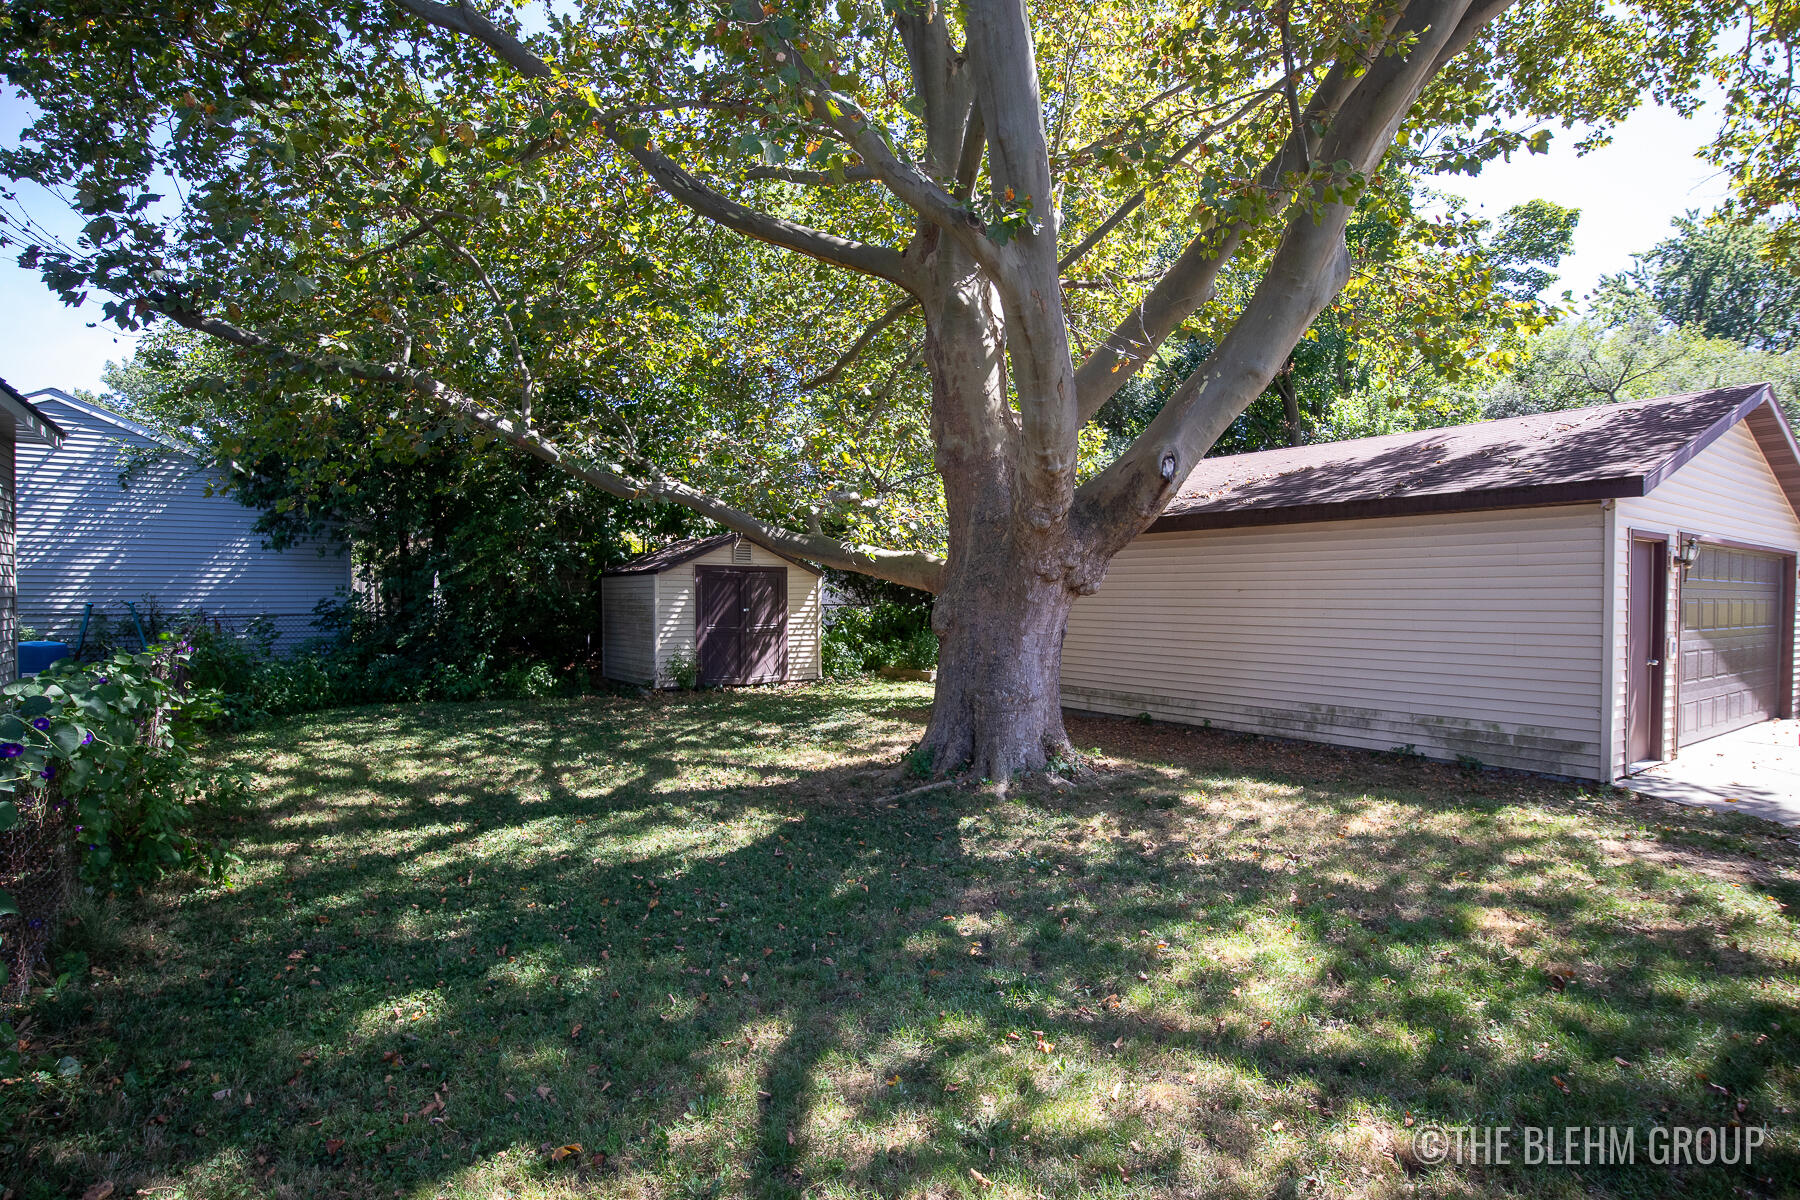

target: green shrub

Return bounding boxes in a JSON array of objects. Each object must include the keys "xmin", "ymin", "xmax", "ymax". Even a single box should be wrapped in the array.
[
  {"xmin": 823, "ymin": 601, "xmax": 938, "ymax": 675},
  {"xmin": 890, "ymin": 626, "xmax": 939, "ymax": 671},
  {"xmin": 185, "ymin": 610, "xmax": 583, "ymax": 726},
  {"xmin": 665, "ymin": 650, "xmax": 701, "ymax": 691},
  {"xmin": 501, "ymin": 660, "xmax": 561, "ymax": 699},
  {"xmin": 0, "ymin": 640, "xmax": 241, "ymax": 891}
]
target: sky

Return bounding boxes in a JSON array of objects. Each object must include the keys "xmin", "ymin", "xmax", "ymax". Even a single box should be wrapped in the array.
[{"xmin": 0, "ymin": 88, "xmax": 1734, "ymax": 398}]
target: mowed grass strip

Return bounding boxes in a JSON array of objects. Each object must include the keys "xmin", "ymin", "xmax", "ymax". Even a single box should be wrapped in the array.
[{"xmin": 7, "ymin": 680, "xmax": 1799, "ymax": 1199}]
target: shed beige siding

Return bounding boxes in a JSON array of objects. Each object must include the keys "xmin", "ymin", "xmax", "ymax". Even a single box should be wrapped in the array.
[
  {"xmin": 1610, "ymin": 420, "xmax": 1800, "ymax": 777},
  {"xmin": 1062, "ymin": 505, "xmax": 1609, "ymax": 776},
  {"xmin": 599, "ymin": 574, "xmax": 656, "ymax": 685},
  {"xmin": 649, "ymin": 542, "xmax": 822, "ymax": 687}
]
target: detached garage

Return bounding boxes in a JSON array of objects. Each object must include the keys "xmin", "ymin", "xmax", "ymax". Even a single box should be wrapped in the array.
[
  {"xmin": 601, "ymin": 533, "xmax": 822, "ymax": 688},
  {"xmin": 1061, "ymin": 383, "xmax": 1800, "ymax": 782}
]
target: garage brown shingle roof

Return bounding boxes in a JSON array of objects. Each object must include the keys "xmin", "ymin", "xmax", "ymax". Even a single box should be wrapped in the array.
[{"xmin": 1152, "ymin": 383, "xmax": 1800, "ymax": 532}]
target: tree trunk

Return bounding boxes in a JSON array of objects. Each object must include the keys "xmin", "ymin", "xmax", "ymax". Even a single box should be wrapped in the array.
[
  {"xmin": 910, "ymin": 250, "xmax": 1082, "ymax": 780},
  {"xmin": 1275, "ymin": 356, "xmax": 1303, "ymax": 446},
  {"xmin": 917, "ymin": 548, "xmax": 1076, "ymax": 779}
]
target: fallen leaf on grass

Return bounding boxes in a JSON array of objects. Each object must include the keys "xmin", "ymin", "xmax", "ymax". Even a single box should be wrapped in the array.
[
  {"xmin": 325, "ymin": 1139, "xmax": 344, "ymax": 1154},
  {"xmin": 549, "ymin": 1143, "xmax": 583, "ymax": 1162},
  {"xmin": 969, "ymin": 1168, "xmax": 992, "ymax": 1187},
  {"xmin": 536, "ymin": 1084, "xmax": 553, "ymax": 1101},
  {"xmin": 1613, "ymin": 1057, "xmax": 1633, "ymax": 1069},
  {"xmin": 1551, "ymin": 1075, "xmax": 1570, "ymax": 1094},
  {"xmin": 569, "ymin": 1022, "xmax": 583, "ymax": 1040},
  {"xmin": 81, "ymin": 1183, "xmax": 114, "ymax": 1200}
]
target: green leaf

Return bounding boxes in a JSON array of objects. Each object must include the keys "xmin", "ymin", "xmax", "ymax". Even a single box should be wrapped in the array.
[{"xmin": 0, "ymin": 801, "xmax": 15, "ymax": 833}]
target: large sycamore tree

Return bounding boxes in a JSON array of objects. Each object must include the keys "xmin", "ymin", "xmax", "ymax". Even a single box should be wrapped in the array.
[{"xmin": 0, "ymin": 0, "xmax": 1782, "ymax": 774}]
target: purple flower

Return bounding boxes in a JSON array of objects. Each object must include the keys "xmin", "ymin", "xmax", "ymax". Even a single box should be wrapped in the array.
[
  {"xmin": 38, "ymin": 764, "xmax": 55, "ymax": 781},
  {"xmin": 81, "ymin": 732, "xmax": 94, "ymax": 746},
  {"xmin": 0, "ymin": 743, "xmax": 22, "ymax": 758},
  {"xmin": 30, "ymin": 717, "xmax": 50, "ymax": 731}
]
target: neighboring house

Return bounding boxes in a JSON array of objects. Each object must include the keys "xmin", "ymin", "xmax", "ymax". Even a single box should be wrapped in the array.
[
  {"xmin": 601, "ymin": 533, "xmax": 823, "ymax": 687},
  {"xmin": 13, "ymin": 389, "xmax": 350, "ymax": 644},
  {"xmin": 0, "ymin": 381, "xmax": 64, "ymax": 679},
  {"xmin": 1062, "ymin": 383, "xmax": 1800, "ymax": 783}
]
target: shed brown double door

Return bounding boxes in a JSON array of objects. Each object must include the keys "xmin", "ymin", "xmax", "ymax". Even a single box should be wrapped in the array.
[
  {"xmin": 696, "ymin": 566, "xmax": 787, "ymax": 685},
  {"xmin": 1678, "ymin": 545, "xmax": 1786, "ymax": 746}
]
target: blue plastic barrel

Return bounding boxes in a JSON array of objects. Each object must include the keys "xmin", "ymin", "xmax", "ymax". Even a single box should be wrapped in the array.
[{"xmin": 19, "ymin": 641, "xmax": 71, "ymax": 674}]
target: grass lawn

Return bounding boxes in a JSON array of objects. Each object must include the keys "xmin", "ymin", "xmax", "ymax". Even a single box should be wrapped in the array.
[{"xmin": 7, "ymin": 680, "xmax": 1800, "ymax": 1199}]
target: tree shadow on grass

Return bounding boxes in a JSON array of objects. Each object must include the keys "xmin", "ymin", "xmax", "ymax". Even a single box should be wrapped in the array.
[{"xmin": 10, "ymin": 688, "xmax": 1800, "ymax": 1200}]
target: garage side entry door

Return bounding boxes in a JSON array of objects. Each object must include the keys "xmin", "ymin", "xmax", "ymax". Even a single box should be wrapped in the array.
[
  {"xmin": 696, "ymin": 566, "xmax": 788, "ymax": 686},
  {"xmin": 1679, "ymin": 545, "xmax": 1786, "ymax": 746}
]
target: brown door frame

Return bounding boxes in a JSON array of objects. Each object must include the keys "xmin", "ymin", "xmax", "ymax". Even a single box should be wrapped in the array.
[
  {"xmin": 694, "ymin": 565, "xmax": 789, "ymax": 686},
  {"xmin": 1626, "ymin": 531, "xmax": 1670, "ymax": 766},
  {"xmin": 1674, "ymin": 533, "xmax": 1799, "ymax": 734}
]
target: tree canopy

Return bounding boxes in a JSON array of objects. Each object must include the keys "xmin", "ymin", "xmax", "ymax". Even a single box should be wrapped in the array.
[
  {"xmin": 0, "ymin": 0, "xmax": 1765, "ymax": 576},
  {"xmin": 1600, "ymin": 211, "xmax": 1800, "ymax": 351}
]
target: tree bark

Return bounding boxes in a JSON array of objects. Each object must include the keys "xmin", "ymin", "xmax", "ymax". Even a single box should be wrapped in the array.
[
  {"xmin": 1275, "ymin": 357, "xmax": 1303, "ymax": 446},
  {"xmin": 918, "ymin": 554, "xmax": 1075, "ymax": 778}
]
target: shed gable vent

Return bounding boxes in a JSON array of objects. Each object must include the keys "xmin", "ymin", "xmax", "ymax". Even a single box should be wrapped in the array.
[{"xmin": 732, "ymin": 540, "xmax": 753, "ymax": 564}]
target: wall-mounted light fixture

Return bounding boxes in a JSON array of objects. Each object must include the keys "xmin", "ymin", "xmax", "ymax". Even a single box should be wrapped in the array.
[{"xmin": 1675, "ymin": 536, "xmax": 1702, "ymax": 570}]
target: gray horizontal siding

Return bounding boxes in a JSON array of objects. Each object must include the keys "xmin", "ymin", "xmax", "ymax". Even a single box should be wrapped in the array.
[{"xmin": 14, "ymin": 393, "xmax": 350, "ymax": 629}]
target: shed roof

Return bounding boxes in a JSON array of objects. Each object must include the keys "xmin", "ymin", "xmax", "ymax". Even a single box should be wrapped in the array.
[
  {"xmin": 603, "ymin": 532, "xmax": 822, "ymax": 577},
  {"xmin": 0, "ymin": 378, "xmax": 65, "ymax": 448},
  {"xmin": 1152, "ymin": 383, "xmax": 1800, "ymax": 532}
]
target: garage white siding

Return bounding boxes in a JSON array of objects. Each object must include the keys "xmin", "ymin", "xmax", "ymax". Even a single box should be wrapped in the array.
[
  {"xmin": 1062, "ymin": 505, "xmax": 1609, "ymax": 777},
  {"xmin": 599, "ymin": 574, "xmax": 657, "ymax": 685},
  {"xmin": 14, "ymin": 391, "xmax": 350, "ymax": 633},
  {"xmin": 1610, "ymin": 421, "xmax": 1800, "ymax": 776},
  {"xmin": 650, "ymin": 541, "xmax": 821, "ymax": 687}
]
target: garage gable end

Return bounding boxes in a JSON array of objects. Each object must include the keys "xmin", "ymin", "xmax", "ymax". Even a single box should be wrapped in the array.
[{"xmin": 1612, "ymin": 396, "xmax": 1800, "ymax": 777}]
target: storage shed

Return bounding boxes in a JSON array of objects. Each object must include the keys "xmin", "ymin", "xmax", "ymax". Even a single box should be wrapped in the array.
[
  {"xmin": 1061, "ymin": 383, "xmax": 1800, "ymax": 783},
  {"xmin": 14, "ymin": 388, "xmax": 351, "ymax": 642},
  {"xmin": 601, "ymin": 533, "xmax": 823, "ymax": 687}
]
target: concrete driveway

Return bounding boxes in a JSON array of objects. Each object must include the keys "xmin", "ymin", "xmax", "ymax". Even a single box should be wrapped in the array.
[{"xmin": 1624, "ymin": 719, "xmax": 1800, "ymax": 827}]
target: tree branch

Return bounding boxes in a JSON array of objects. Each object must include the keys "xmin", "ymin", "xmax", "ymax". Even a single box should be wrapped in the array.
[
  {"xmin": 962, "ymin": 0, "xmax": 1079, "ymax": 525},
  {"xmin": 742, "ymin": 163, "xmax": 883, "ymax": 186},
  {"xmin": 393, "ymin": 0, "xmax": 552, "ymax": 79},
  {"xmin": 1068, "ymin": 54, "xmax": 1368, "ymax": 425},
  {"xmin": 1073, "ymin": 0, "xmax": 1502, "ymax": 550},
  {"xmin": 398, "ymin": 0, "xmax": 918, "ymax": 288},
  {"xmin": 610, "ymin": 133, "xmax": 917, "ymax": 288},
  {"xmin": 151, "ymin": 301, "xmax": 946, "ymax": 591},
  {"xmin": 799, "ymin": 297, "xmax": 921, "ymax": 390}
]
